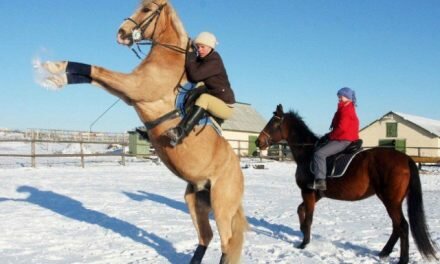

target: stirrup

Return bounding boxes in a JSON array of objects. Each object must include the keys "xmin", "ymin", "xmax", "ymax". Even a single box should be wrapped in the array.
[{"xmin": 166, "ymin": 127, "xmax": 184, "ymax": 146}]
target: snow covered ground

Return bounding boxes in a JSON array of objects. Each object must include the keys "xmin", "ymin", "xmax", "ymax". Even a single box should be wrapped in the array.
[{"xmin": 0, "ymin": 157, "xmax": 439, "ymax": 263}]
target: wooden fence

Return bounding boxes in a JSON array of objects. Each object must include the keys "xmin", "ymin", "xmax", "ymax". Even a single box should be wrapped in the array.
[
  {"xmin": 1, "ymin": 137, "xmax": 439, "ymax": 168},
  {"xmin": 0, "ymin": 138, "xmax": 128, "ymax": 168}
]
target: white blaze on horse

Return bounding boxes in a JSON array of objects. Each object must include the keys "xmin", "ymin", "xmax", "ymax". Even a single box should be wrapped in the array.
[{"xmin": 36, "ymin": 1, "xmax": 247, "ymax": 263}]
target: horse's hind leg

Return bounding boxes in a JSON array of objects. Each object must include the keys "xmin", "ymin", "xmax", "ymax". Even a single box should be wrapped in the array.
[
  {"xmin": 380, "ymin": 202, "xmax": 409, "ymax": 264},
  {"xmin": 211, "ymin": 172, "xmax": 247, "ymax": 264},
  {"xmin": 184, "ymin": 184, "xmax": 213, "ymax": 264}
]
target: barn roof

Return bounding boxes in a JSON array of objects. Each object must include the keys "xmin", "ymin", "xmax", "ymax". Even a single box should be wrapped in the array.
[
  {"xmin": 361, "ymin": 111, "xmax": 440, "ymax": 137},
  {"xmin": 393, "ymin": 112, "xmax": 440, "ymax": 137},
  {"xmin": 222, "ymin": 102, "xmax": 267, "ymax": 133}
]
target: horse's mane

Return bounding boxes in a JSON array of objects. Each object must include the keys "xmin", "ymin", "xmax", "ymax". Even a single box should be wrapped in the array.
[
  {"xmin": 142, "ymin": 0, "xmax": 188, "ymax": 45},
  {"xmin": 164, "ymin": 2, "xmax": 188, "ymax": 44},
  {"xmin": 286, "ymin": 110, "xmax": 319, "ymax": 142}
]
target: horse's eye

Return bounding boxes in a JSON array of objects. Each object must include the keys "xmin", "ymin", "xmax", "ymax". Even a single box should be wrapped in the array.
[{"xmin": 142, "ymin": 7, "xmax": 151, "ymax": 13}]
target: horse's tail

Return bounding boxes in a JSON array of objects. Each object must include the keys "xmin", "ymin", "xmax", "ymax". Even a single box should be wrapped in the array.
[
  {"xmin": 226, "ymin": 205, "xmax": 248, "ymax": 264},
  {"xmin": 407, "ymin": 158, "xmax": 438, "ymax": 260}
]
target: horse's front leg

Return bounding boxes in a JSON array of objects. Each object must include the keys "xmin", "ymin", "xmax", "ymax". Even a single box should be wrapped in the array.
[
  {"xmin": 39, "ymin": 61, "xmax": 133, "ymax": 105},
  {"xmin": 298, "ymin": 191, "xmax": 317, "ymax": 249},
  {"xmin": 297, "ymin": 202, "xmax": 305, "ymax": 232}
]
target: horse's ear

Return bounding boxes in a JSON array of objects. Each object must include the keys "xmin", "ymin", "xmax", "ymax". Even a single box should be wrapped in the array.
[{"xmin": 276, "ymin": 104, "xmax": 283, "ymax": 116}]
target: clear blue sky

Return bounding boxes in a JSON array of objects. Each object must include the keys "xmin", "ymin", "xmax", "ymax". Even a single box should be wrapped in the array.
[{"xmin": 1, "ymin": 0, "xmax": 439, "ymax": 134}]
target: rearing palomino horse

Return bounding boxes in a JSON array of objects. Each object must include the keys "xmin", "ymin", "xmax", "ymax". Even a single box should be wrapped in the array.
[
  {"xmin": 256, "ymin": 104, "xmax": 438, "ymax": 264},
  {"xmin": 38, "ymin": 1, "xmax": 247, "ymax": 263}
]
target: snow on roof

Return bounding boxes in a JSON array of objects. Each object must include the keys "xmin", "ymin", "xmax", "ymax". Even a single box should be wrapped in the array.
[
  {"xmin": 222, "ymin": 102, "xmax": 267, "ymax": 133},
  {"xmin": 393, "ymin": 112, "xmax": 440, "ymax": 137}
]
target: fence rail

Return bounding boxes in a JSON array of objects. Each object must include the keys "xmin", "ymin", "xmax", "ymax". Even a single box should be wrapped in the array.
[
  {"xmin": 0, "ymin": 138, "xmax": 128, "ymax": 168},
  {"xmin": 1, "ymin": 137, "xmax": 439, "ymax": 168}
]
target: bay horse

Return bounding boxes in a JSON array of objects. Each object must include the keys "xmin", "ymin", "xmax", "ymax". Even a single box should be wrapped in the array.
[
  {"xmin": 37, "ymin": 1, "xmax": 247, "ymax": 263},
  {"xmin": 256, "ymin": 104, "xmax": 438, "ymax": 264}
]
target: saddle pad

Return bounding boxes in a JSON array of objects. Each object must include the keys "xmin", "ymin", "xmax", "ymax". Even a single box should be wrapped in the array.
[
  {"xmin": 175, "ymin": 83, "xmax": 221, "ymax": 135},
  {"xmin": 328, "ymin": 149, "xmax": 365, "ymax": 178}
]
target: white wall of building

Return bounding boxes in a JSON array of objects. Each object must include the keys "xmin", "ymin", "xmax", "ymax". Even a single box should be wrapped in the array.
[
  {"xmin": 222, "ymin": 130, "xmax": 260, "ymax": 156},
  {"xmin": 360, "ymin": 115, "xmax": 440, "ymax": 157}
]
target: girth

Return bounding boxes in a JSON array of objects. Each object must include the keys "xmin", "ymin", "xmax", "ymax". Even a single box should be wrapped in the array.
[{"xmin": 144, "ymin": 109, "xmax": 180, "ymax": 130}]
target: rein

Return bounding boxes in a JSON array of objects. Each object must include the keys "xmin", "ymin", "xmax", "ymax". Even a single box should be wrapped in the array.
[
  {"xmin": 124, "ymin": 3, "xmax": 195, "ymax": 133},
  {"xmin": 142, "ymin": 38, "xmax": 191, "ymax": 131},
  {"xmin": 131, "ymin": 7, "xmax": 191, "ymax": 132}
]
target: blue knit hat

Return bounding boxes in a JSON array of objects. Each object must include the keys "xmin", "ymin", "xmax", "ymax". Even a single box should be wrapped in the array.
[{"xmin": 337, "ymin": 87, "xmax": 356, "ymax": 104}]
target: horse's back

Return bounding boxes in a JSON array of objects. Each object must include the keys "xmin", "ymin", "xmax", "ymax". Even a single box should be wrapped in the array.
[
  {"xmin": 323, "ymin": 147, "xmax": 412, "ymax": 200},
  {"xmin": 362, "ymin": 147, "xmax": 412, "ymax": 192}
]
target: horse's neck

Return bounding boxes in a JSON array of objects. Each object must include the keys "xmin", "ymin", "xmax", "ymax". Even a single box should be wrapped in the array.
[
  {"xmin": 133, "ymin": 12, "xmax": 189, "ymax": 122},
  {"xmin": 284, "ymin": 115, "xmax": 316, "ymax": 165}
]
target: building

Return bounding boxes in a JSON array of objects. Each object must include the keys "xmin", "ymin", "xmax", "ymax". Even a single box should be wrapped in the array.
[
  {"xmin": 222, "ymin": 102, "xmax": 267, "ymax": 156},
  {"xmin": 360, "ymin": 111, "xmax": 440, "ymax": 157}
]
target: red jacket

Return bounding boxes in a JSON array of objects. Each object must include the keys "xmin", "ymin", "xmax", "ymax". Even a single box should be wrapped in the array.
[{"xmin": 329, "ymin": 101, "xmax": 359, "ymax": 141}]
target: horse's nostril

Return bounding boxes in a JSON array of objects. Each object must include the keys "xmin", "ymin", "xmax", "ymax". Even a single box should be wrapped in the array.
[{"xmin": 118, "ymin": 29, "xmax": 127, "ymax": 38}]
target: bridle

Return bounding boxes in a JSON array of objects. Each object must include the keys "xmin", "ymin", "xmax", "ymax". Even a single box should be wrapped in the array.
[
  {"xmin": 123, "ymin": 2, "xmax": 192, "ymax": 132},
  {"xmin": 124, "ymin": 2, "xmax": 188, "ymax": 59},
  {"xmin": 260, "ymin": 114, "xmax": 315, "ymax": 149},
  {"xmin": 260, "ymin": 115, "xmax": 284, "ymax": 147}
]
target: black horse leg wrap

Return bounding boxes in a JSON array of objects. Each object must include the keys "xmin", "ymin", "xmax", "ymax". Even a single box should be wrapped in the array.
[
  {"xmin": 67, "ymin": 73, "xmax": 92, "ymax": 84},
  {"xmin": 66, "ymin": 61, "xmax": 91, "ymax": 76},
  {"xmin": 189, "ymin": 245, "xmax": 207, "ymax": 264},
  {"xmin": 66, "ymin": 62, "xmax": 92, "ymax": 84}
]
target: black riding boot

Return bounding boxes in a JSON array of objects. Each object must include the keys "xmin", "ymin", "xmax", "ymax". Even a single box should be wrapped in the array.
[{"xmin": 166, "ymin": 105, "xmax": 206, "ymax": 146}]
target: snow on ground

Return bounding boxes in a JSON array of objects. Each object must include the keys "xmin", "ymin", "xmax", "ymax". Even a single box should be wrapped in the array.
[{"xmin": 0, "ymin": 159, "xmax": 439, "ymax": 264}]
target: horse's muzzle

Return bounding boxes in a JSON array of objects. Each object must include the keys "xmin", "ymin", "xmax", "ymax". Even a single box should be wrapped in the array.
[
  {"xmin": 255, "ymin": 137, "xmax": 268, "ymax": 150},
  {"xmin": 117, "ymin": 29, "xmax": 133, "ymax": 46}
]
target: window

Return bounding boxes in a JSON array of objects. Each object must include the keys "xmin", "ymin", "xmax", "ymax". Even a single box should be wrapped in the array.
[{"xmin": 386, "ymin": 123, "xmax": 397, "ymax": 137}]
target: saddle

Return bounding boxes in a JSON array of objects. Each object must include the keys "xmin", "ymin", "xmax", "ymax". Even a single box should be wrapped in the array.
[
  {"xmin": 311, "ymin": 139, "xmax": 364, "ymax": 178},
  {"xmin": 136, "ymin": 82, "xmax": 223, "ymax": 141},
  {"xmin": 327, "ymin": 139, "xmax": 363, "ymax": 178}
]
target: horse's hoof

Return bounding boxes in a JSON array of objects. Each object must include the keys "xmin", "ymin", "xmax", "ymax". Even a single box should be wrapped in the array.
[
  {"xmin": 378, "ymin": 248, "xmax": 392, "ymax": 259},
  {"xmin": 219, "ymin": 253, "xmax": 226, "ymax": 264},
  {"xmin": 41, "ymin": 74, "xmax": 67, "ymax": 89},
  {"xmin": 297, "ymin": 242, "xmax": 308, "ymax": 249},
  {"xmin": 42, "ymin": 61, "xmax": 67, "ymax": 74},
  {"xmin": 189, "ymin": 245, "xmax": 207, "ymax": 264}
]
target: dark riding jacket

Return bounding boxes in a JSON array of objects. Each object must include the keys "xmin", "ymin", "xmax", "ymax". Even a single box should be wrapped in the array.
[{"xmin": 185, "ymin": 51, "xmax": 235, "ymax": 104}]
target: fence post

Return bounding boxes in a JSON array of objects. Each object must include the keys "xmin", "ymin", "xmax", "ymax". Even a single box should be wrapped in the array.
[
  {"xmin": 31, "ymin": 132, "xmax": 36, "ymax": 168},
  {"xmin": 121, "ymin": 144, "xmax": 126, "ymax": 166},
  {"xmin": 238, "ymin": 140, "xmax": 241, "ymax": 159},
  {"xmin": 80, "ymin": 141, "xmax": 85, "ymax": 168},
  {"xmin": 279, "ymin": 144, "xmax": 283, "ymax": 161}
]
